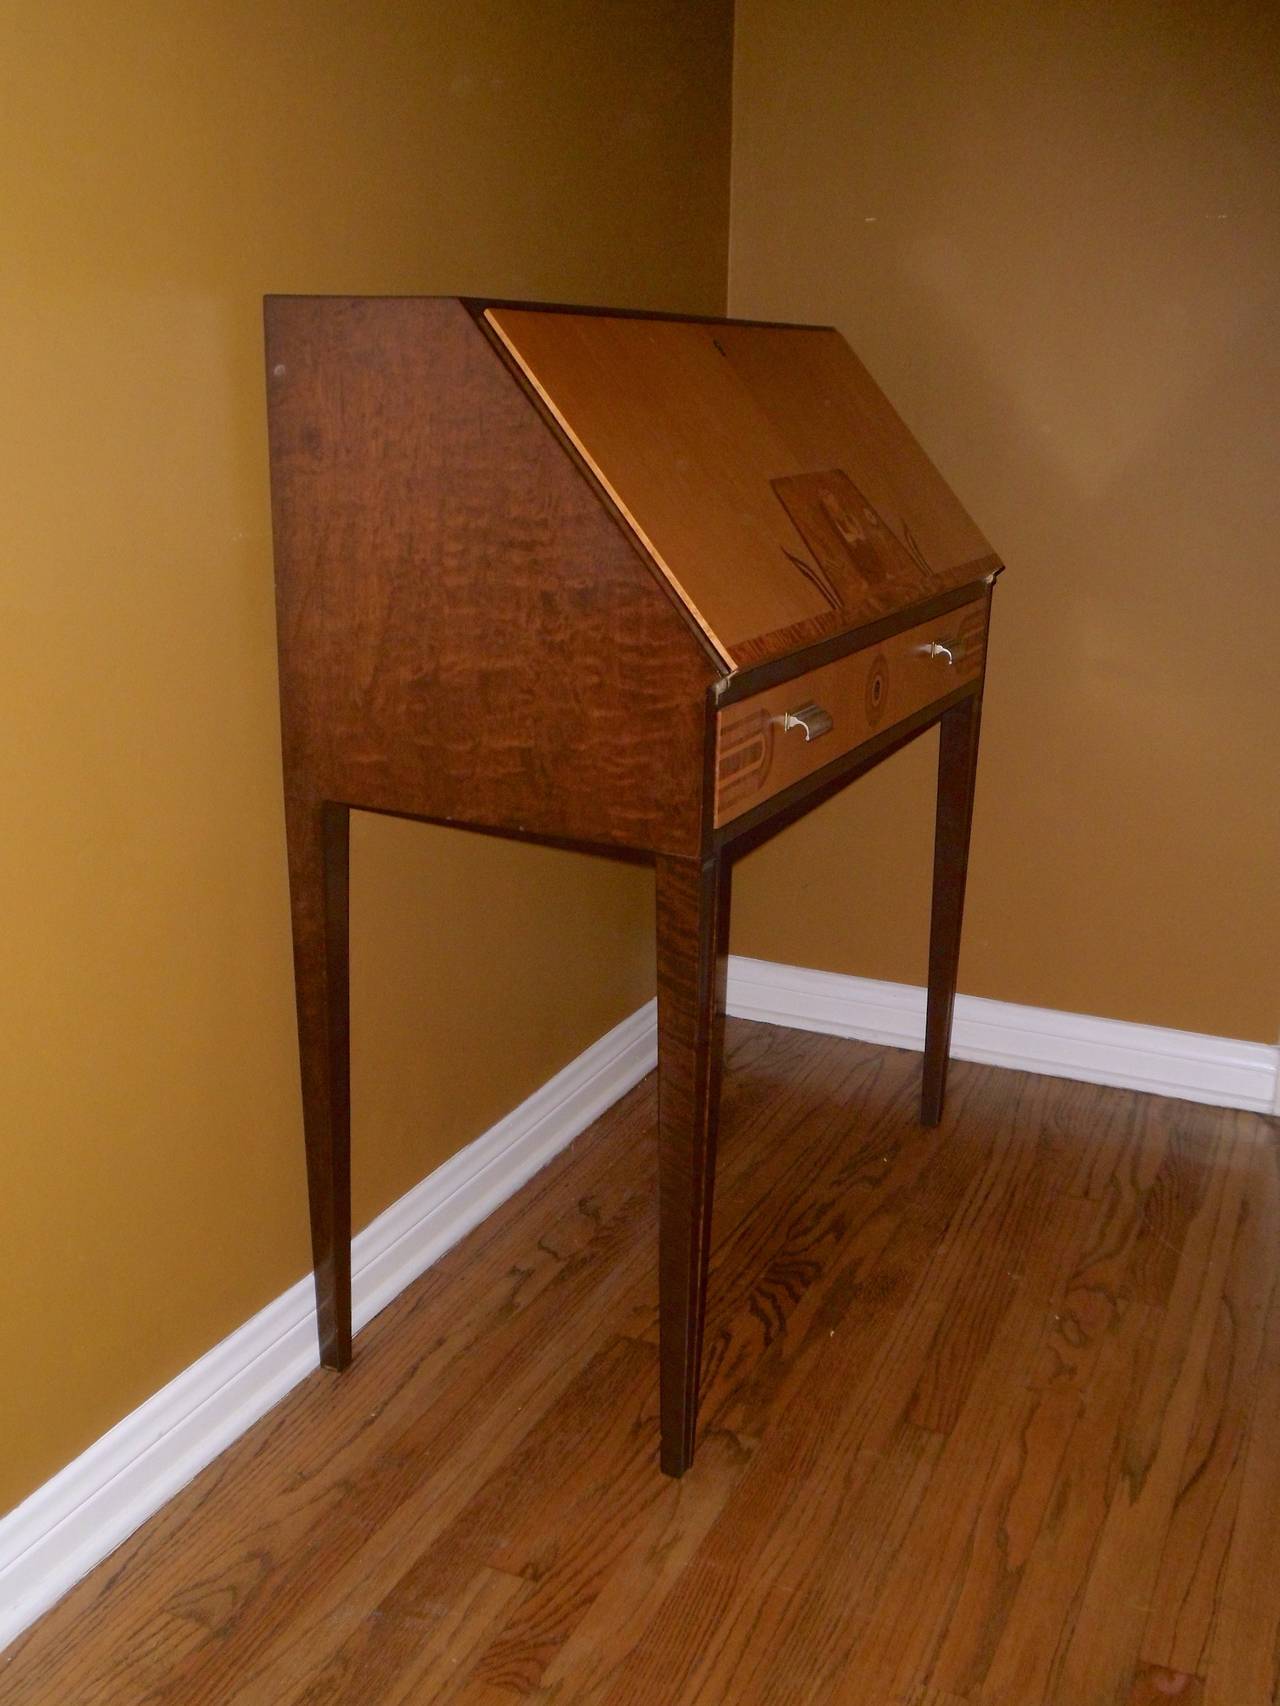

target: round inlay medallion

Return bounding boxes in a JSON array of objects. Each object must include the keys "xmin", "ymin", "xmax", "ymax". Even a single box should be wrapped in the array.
[{"xmin": 865, "ymin": 653, "xmax": 889, "ymax": 727}]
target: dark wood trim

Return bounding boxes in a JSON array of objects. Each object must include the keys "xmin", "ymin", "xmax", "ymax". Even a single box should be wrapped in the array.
[
  {"xmin": 713, "ymin": 681, "xmax": 980, "ymax": 854},
  {"xmin": 283, "ymin": 795, "xmax": 352, "ymax": 1371},
  {"xmin": 921, "ymin": 707, "xmax": 986, "ymax": 1124},
  {"xmin": 260, "ymin": 294, "xmax": 832, "ymax": 334},
  {"xmin": 713, "ymin": 577, "xmax": 996, "ymax": 706},
  {"xmin": 698, "ymin": 688, "xmax": 722, "ymax": 864},
  {"xmin": 654, "ymin": 852, "xmax": 731, "ymax": 1476}
]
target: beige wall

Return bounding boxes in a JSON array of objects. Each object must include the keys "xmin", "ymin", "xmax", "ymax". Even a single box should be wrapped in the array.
[
  {"xmin": 0, "ymin": 0, "xmax": 732, "ymax": 1517},
  {"xmin": 730, "ymin": 0, "xmax": 1280, "ymax": 1044}
]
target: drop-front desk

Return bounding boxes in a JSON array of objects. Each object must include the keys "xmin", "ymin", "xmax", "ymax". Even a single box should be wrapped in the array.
[{"xmin": 265, "ymin": 298, "xmax": 1002, "ymax": 1476}]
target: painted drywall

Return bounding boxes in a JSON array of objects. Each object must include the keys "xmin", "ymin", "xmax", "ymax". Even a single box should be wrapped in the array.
[
  {"xmin": 0, "ymin": 0, "xmax": 732, "ymax": 1516},
  {"xmin": 729, "ymin": 0, "xmax": 1279, "ymax": 1043}
]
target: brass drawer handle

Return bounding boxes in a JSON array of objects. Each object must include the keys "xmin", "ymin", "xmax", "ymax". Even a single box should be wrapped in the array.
[
  {"xmin": 925, "ymin": 640, "xmax": 956, "ymax": 664},
  {"xmin": 782, "ymin": 702, "xmax": 833, "ymax": 742}
]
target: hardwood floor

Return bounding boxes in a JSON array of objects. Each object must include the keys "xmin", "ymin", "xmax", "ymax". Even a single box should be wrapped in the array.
[{"xmin": 2, "ymin": 1021, "xmax": 1277, "ymax": 1705}]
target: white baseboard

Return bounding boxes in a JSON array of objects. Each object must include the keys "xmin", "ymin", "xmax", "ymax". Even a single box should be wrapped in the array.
[
  {"xmin": 0, "ymin": 1000, "xmax": 657, "ymax": 1655},
  {"xmin": 3, "ymin": 959, "xmax": 1273, "ymax": 1655},
  {"xmin": 727, "ymin": 956, "xmax": 1279, "ymax": 1117}
]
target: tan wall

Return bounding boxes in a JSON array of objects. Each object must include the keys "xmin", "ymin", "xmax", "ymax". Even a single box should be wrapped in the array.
[
  {"xmin": 0, "ymin": 0, "xmax": 732, "ymax": 1516},
  {"xmin": 730, "ymin": 0, "xmax": 1280, "ymax": 1044}
]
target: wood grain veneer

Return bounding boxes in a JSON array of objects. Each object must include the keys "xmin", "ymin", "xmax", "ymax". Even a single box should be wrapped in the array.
[
  {"xmin": 267, "ymin": 298, "xmax": 717, "ymax": 858},
  {"xmin": 265, "ymin": 294, "xmax": 1001, "ymax": 1475}
]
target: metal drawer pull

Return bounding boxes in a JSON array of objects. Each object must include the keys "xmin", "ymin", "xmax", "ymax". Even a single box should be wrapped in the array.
[
  {"xmin": 925, "ymin": 641, "xmax": 956, "ymax": 664},
  {"xmin": 781, "ymin": 702, "xmax": 834, "ymax": 742}
]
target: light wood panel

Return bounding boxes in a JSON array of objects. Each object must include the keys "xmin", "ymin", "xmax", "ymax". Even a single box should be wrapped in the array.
[
  {"xmin": 487, "ymin": 309, "xmax": 827, "ymax": 663},
  {"xmin": 486, "ymin": 309, "xmax": 1000, "ymax": 667},
  {"xmin": 5, "ymin": 1028, "xmax": 1272, "ymax": 1706},
  {"xmin": 715, "ymin": 324, "xmax": 993, "ymax": 584}
]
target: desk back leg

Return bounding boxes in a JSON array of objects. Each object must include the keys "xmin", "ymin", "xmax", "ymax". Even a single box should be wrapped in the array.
[
  {"xmin": 655, "ymin": 852, "xmax": 731, "ymax": 1477},
  {"xmin": 283, "ymin": 795, "xmax": 353, "ymax": 1369},
  {"xmin": 921, "ymin": 693, "xmax": 983, "ymax": 1127}
]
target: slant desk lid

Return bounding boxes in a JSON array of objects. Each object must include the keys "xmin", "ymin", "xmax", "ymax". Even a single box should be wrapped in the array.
[{"xmin": 485, "ymin": 307, "xmax": 1000, "ymax": 672}]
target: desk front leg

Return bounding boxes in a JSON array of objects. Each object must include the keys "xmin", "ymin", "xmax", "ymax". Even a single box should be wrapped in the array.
[
  {"xmin": 283, "ymin": 794, "xmax": 353, "ymax": 1370},
  {"xmin": 655, "ymin": 852, "xmax": 731, "ymax": 1477},
  {"xmin": 921, "ymin": 692, "xmax": 982, "ymax": 1126}
]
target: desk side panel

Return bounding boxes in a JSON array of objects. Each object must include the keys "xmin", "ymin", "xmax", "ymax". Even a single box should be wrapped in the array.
[{"xmin": 265, "ymin": 297, "xmax": 716, "ymax": 858}]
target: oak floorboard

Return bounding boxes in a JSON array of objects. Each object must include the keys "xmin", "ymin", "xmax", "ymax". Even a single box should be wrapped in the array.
[
  {"xmin": 1050, "ymin": 1115, "xmax": 1250, "ymax": 1705},
  {"xmin": 534, "ymin": 1427, "xmax": 754, "ymax": 1704},
  {"xmin": 978, "ymin": 1289, "xmax": 1164, "ymax": 1705},
  {"xmin": 1036, "ymin": 1091, "xmax": 1173, "ymax": 1387},
  {"xmin": 1200, "ymin": 1148, "xmax": 1280, "ymax": 1706},
  {"xmin": 924, "ymin": 1092, "xmax": 1179, "ymax": 1698},
  {"xmin": 1047, "ymin": 1075, "xmax": 1163, "ymax": 1204},
  {"xmin": 639, "ymin": 1031, "xmax": 946, "ymax": 1357},
  {"xmin": 854, "ymin": 1199, "xmax": 1095, "ymax": 1703},
  {"xmin": 1140, "ymin": 1124, "xmax": 1279, "ymax": 1681},
  {"xmin": 1, "ymin": 1023, "xmax": 1275, "ymax": 1706},
  {"xmin": 695, "ymin": 1058, "xmax": 983, "ymax": 1441},
  {"xmin": 795, "ymin": 1083, "xmax": 1132, "ymax": 1703},
  {"xmin": 373, "ymin": 1567, "xmax": 530, "ymax": 1706},
  {"xmin": 1126, "ymin": 1100, "xmax": 1224, "ymax": 1310},
  {"xmin": 706, "ymin": 1061, "xmax": 1013, "ymax": 1461},
  {"xmin": 902, "ymin": 1691, "xmax": 982, "ymax": 1706},
  {"xmin": 903, "ymin": 1071, "xmax": 1070, "ymax": 1433},
  {"xmin": 591, "ymin": 1070, "xmax": 1060, "ymax": 1705},
  {"xmin": 279, "ymin": 1336, "xmax": 660, "ymax": 1706}
]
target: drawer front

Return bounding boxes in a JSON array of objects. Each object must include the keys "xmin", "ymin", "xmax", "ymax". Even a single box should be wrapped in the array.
[{"xmin": 713, "ymin": 600, "xmax": 987, "ymax": 827}]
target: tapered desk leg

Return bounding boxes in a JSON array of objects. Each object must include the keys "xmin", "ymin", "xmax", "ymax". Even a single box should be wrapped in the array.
[
  {"xmin": 921, "ymin": 694, "xmax": 983, "ymax": 1127},
  {"xmin": 655, "ymin": 852, "xmax": 731, "ymax": 1477},
  {"xmin": 283, "ymin": 794, "xmax": 352, "ymax": 1369}
]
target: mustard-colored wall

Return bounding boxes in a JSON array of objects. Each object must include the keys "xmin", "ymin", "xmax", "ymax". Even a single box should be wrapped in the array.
[
  {"xmin": 730, "ymin": 0, "xmax": 1280, "ymax": 1044},
  {"xmin": 0, "ymin": 0, "xmax": 732, "ymax": 1517}
]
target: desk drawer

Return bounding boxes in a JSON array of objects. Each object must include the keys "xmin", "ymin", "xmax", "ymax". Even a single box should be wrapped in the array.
[{"xmin": 713, "ymin": 601, "xmax": 986, "ymax": 827}]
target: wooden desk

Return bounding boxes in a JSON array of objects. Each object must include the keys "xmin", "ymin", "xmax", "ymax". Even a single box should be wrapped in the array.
[{"xmin": 265, "ymin": 298, "xmax": 1001, "ymax": 1476}]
